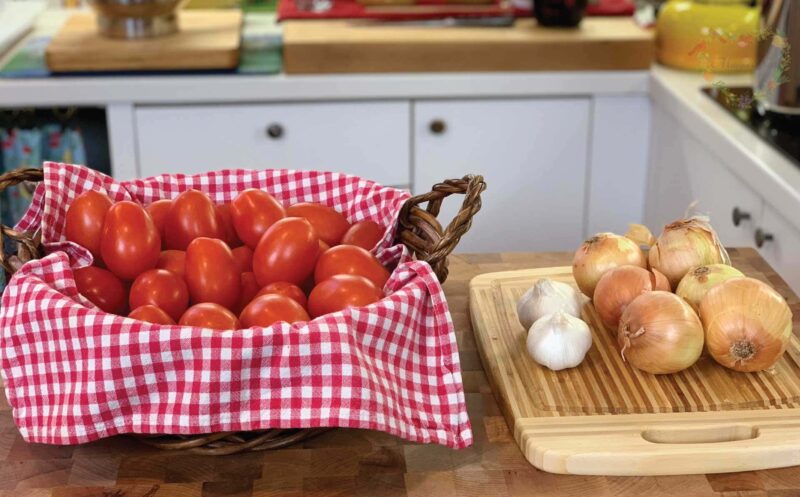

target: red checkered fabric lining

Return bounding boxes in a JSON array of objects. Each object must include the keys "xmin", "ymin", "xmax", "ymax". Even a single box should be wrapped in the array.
[{"xmin": 1, "ymin": 163, "xmax": 473, "ymax": 448}]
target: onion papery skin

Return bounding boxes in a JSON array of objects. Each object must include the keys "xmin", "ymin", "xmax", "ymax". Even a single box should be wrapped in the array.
[
  {"xmin": 700, "ymin": 277, "xmax": 793, "ymax": 372},
  {"xmin": 617, "ymin": 291, "xmax": 704, "ymax": 374},
  {"xmin": 572, "ymin": 233, "xmax": 646, "ymax": 299},
  {"xmin": 593, "ymin": 265, "xmax": 670, "ymax": 332},
  {"xmin": 676, "ymin": 264, "xmax": 745, "ymax": 313},
  {"xmin": 648, "ymin": 217, "xmax": 730, "ymax": 288}
]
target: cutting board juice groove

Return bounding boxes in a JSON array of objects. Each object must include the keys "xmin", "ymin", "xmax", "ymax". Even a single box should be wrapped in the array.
[{"xmin": 470, "ymin": 266, "xmax": 800, "ymax": 476}]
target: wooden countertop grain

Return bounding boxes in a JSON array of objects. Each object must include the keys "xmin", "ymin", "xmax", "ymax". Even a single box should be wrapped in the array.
[{"xmin": 0, "ymin": 248, "xmax": 796, "ymax": 496}]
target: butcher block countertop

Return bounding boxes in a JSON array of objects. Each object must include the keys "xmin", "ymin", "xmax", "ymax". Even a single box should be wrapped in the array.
[
  {"xmin": 283, "ymin": 17, "xmax": 655, "ymax": 74},
  {"xmin": 0, "ymin": 249, "xmax": 798, "ymax": 496}
]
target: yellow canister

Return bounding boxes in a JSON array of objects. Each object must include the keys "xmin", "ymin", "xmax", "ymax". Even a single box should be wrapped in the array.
[{"xmin": 657, "ymin": 0, "xmax": 760, "ymax": 72}]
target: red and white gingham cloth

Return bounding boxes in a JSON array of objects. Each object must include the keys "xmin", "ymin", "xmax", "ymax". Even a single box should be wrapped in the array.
[{"xmin": 0, "ymin": 163, "xmax": 473, "ymax": 448}]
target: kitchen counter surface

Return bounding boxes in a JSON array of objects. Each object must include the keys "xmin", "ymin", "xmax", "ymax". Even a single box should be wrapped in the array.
[
  {"xmin": 0, "ymin": 249, "xmax": 798, "ymax": 496},
  {"xmin": 649, "ymin": 65, "xmax": 800, "ymax": 230}
]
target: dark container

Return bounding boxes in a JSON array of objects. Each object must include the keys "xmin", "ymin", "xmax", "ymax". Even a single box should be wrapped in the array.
[{"xmin": 534, "ymin": 0, "xmax": 588, "ymax": 27}]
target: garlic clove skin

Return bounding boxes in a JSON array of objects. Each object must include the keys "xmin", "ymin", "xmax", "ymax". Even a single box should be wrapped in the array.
[
  {"xmin": 517, "ymin": 278, "xmax": 582, "ymax": 330},
  {"xmin": 526, "ymin": 311, "xmax": 593, "ymax": 371}
]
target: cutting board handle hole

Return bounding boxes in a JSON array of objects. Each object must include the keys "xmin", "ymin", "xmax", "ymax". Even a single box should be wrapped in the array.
[{"xmin": 641, "ymin": 424, "xmax": 759, "ymax": 444}]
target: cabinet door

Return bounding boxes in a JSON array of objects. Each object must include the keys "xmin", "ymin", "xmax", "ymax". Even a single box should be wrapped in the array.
[
  {"xmin": 758, "ymin": 204, "xmax": 800, "ymax": 294},
  {"xmin": 135, "ymin": 101, "xmax": 411, "ymax": 188},
  {"xmin": 413, "ymin": 98, "xmax": 590, "ymax": 253},
  {"xmin": 646, "ymin": 105, "xmax": 762, "ymax": 248}
]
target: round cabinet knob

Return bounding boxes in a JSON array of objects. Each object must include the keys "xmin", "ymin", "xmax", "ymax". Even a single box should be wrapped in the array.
[
  {"xmin": 755, "ymin": 228, "xmax": 774, "ymax": 248},
  {"xmin": 429, "ymin": 119, "xmax": 446, "ymax": 135},
  {"xmin": 732, "ymin": 207, "xmax": 751, "ymax": 226},
  {"xmin": 266, "ymin": 123, "xmax": 284, "ymax": 139}
]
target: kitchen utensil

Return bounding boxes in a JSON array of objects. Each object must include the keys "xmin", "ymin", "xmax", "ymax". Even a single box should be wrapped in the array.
[
  {"xmin": 88, "ymin": 0, "xmax": 188, "ymax": 38},
  {"xmin": 45, "ymin": 10, "xmax": 242, "ymax": 73},
  {"xmin": 470, "ymin": 262, "xmax": 800, "ymax": 476},
  {"xmin": 534, "ymin": 0, "xmax": 587, "ymax": 27},
  {"xmin": 656, "ymin": 0, "xmax": 759, "ymax": 71},
  {"xmin": 756, "ymin": 0, "xmax": 800, "ymax": 115}
]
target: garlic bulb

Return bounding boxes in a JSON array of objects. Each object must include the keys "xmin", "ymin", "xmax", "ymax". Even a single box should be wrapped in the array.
[
  {"xmin": 526, "ymin": 311, "xmax": 593, "ymax": 371},
  {"xmin": 517, "ymin": 279, "xmax": 582, "ymax": 330}
]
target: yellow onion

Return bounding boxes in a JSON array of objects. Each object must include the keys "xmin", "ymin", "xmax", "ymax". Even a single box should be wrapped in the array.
[
  {"xmin": 618, "ymin": 291, "xmax": 704, "ymax": 374},
  {"xmin": 700, "ymin": 277, "xmax": 792, "ymax": 372},
  {"xmin": 676, "ymin": 264, "xmax": 745, "ymax": 312},
  {"xmin": 648, "ymin": 217, "xmax": 731, "ymax": 288},
  {"xmin": 593, "ymin": 265, "xmax": 671, "ymax": 331},
  {"xmin": 572, "ymin": 233, "xmax": 646, "ymax": 298}
]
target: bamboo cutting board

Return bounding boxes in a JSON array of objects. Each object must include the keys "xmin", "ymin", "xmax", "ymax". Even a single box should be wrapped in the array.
[
  {"xmin": 470, "ymin": 266, "xmax": 800, "ymax": 476},
  {"xmin": 46, "ymin": 10, "xmax": 242, "ymax": 73}
]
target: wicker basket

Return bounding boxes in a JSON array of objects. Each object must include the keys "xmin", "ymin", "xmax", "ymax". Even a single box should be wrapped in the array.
[{"xmin": 0, "ymin": 166, "xmax": 485, "ymax": 455}]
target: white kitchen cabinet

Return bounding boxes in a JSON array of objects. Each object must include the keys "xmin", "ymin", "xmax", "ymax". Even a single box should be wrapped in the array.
[
  {"xmin": 135, "ymin": 101, "xmax": 411, "ymax": 187},
  {"xmin": 646, "ymin": 105, "xmax": 762, "ymax": 248},
  {"xmin": 758, "ymin": 204, "xmax": 800, "ymax": 293},
  {"xmin": 413, "ymin": 98, "xmax": 591, "ymax": 253}
]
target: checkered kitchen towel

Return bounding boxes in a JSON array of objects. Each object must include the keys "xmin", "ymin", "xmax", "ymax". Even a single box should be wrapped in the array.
[{"xmin": 0, "ymin": 162, "xmax": 473, "ymax": 448}]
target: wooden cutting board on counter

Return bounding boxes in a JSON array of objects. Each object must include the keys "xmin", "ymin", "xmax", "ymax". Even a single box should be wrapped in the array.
[
  {"xmin": 46, "ymin": 10, "xmax": 242, "ymax": 73},
  {"xmin": 470, "ymin": 265, "xmax": 800, "ymax": 476},
  {"xmin": 283, "ymin": 17, "xmax": 654, "ymax": 74}
]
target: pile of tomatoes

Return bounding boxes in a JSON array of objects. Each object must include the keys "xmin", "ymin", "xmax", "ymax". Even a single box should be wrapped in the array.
[{"xmin": 65, "ymin": 187, "xmax": 388, "ymax": 330}]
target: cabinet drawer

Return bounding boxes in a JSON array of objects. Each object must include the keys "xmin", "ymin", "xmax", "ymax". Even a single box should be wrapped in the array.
[
  {"xmin": 758, "ymin": 204, "xmax": 800, "ymax": 294},
  {"xmin": 135, "ymin": 102, "xmax": 410, "ymax": 186}
]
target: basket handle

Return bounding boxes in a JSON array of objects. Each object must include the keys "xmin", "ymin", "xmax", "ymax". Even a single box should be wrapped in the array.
[
  {"xmin": 0, "ymin": 168, "xmax": 44, "ymax": 275},
  {"xmin": 396, "ymin": 175, "xmax": 486, "ymax": 282}
]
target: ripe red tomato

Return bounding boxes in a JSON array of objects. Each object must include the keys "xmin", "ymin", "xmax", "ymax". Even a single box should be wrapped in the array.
[
  {"xmin": 65, "ymin": 190, "xmax": 114, "ymax": 261},
  {"xmin": 253, "ymin": 217, "xmax": 319, "ymax": 287},
  {"xmin": 185, "ymin": 237, "xmax": 241, "ymax": 309},
  {"xmin": 215, "ymin": 203, "xmax": 242, "ymax": 248},
  {"xmin": 145, "ymin": 199, "xmax": 172, "ymax": 247},
  {"xmin": 129, "ymin": 305, "xmax": 176, "ymax": 325},
  {"xmin": 231, "ymin": 246, "xmax": 253, "ymax": 274},
  {"xmin": 340, "ymin": 220, "xmax": 383, "ymax": 250},
  {"xmin": 156, "ymin": 250, "xmax": 186, "ymax": 278},
  {"xmin": 240, "ymin": 294, "xmax": 309, "ymax": 328},
  {"xmin": 179, "ymin": 303, "xmax": 240, "ymax": 330},
  {"xmin": 100, "ymin": 201, "xmax": 161, "ymax": 281},
  {"xmin": 129, "ymin": 269, "xmax": 190, "ymax": 322},
  {"xmin": 319, "ymin": 239, "xmax": 330, "ymax": 255},
  {"xmin": 74, "ymin": 266, "xmax": 128, "ymax": 315},
  {"xmin": 164, "ymin": 190, "xmax": 221, "ymax": 250},
  {"xmin": 308, "ymin": 275, "xmax": 383, "ymax": 318},
  {"xmin": 256, "ymin": 281, "xmax": 307, "ymax": 308},
  {"xmin": 230, "ymin": 189, "xmax": 285, "ymax": 249},
  {"xmin": 314, "ymin": 245, "xmax": 390, "ymax": 290},
  {"xmin": 234, "ymin": 272, "xmax": 260, "ymax": 314},
  {"xmin": 286, "ymin": 202, "xmax": 350, "ymax": 246}
]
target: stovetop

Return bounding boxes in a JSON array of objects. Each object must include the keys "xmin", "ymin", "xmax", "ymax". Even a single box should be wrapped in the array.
[{"xmin": 702, "ymin": 86, "xmax": 800, "ymax": 167}]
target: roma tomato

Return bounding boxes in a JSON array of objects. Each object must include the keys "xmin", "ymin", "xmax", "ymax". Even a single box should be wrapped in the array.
[
  {"xmin": 156, "ymin": 250, "xmax": 186, "ymax": 278},
  {"xmin": 145, "ymin": 199, "xmax": 172, "ymax": 247},
  {"xmin": 240, "ymin": 294, "xmax": 309, "ymax": 328},
  {"xmin": 253, "ymin": 217, "xmax": 319, "ymax": 287},
  {"xmin": 340, "ymin": 220, "xmax": 383, "ymax": 250},
  {"xmin": 230, "ymin": 189, "xmax": 285, "ymax": 249},
  {"xmin": 74, "ymin": 266, "xmax": 128, "ymax": 315},
  {"xmin": 215, "ymin": 203, "xmax": 242, "ymax": 248},
  {"xmin": 129, "ymin": 305, "xmax": 176, "ymax": 325},
  {"xmin": 185, "ymin": 237, "xmax": 240, "ymax": 309},
  {"xmin": 308, "ymin": 274, "xmax": 383, "ymax": 318},
  {"xmin": 231, "ymin": 246, "xmax": 253, "ymax": 274},
  {"xmin": 256, "ymin": 281, "xmax": 307, "ymax": 308},
  {"xmin": 100, "ymin": 201, "xmax": 161, "ymax": 281},
  {"xmin": 234, "ymin": 272, "xmax": 260, "ymax": 314},
  {"xmin": 286, "ymin": 202, "xmax": 350, "ymax": 246},
  {"xmin": 65, "ymin": 190, "xmax": 113, "ymax": 260},
  {"xmin": 314, "ymin": 245, "xmax": 390, "ymax": 290},
  {"xmin": 165, "ymin": 190, "xmax": 220, "ymax": 250},
  {"xmin": 179, "ymin": 303, "xmax": 239, "ymax": 330},
  {"xmin": 129, "ymin": 269, "xmax": 189, "ymax": 322}
]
